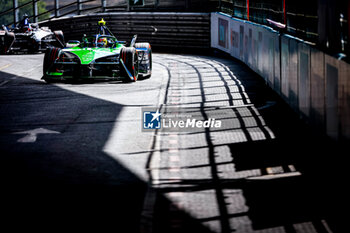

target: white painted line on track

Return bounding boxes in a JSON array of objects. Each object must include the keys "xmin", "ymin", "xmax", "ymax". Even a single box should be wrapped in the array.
[
  {"xmin": 169, "ymin": 167, "xmax": 180, "ymax": 173},
  {"xmin": 169, "ymin": 148, "xmax": 179, "ymax": 153},
  {"xmin": 169, "ymin": 156, "xmax": 180, "ymax": 162},
  {"xmin": 13, "ymin": 128, "xmax": 60, "ymax": 143},
  {"xmin": 169, "ymin": 139, "xmax": 178, "ymax": 144}
]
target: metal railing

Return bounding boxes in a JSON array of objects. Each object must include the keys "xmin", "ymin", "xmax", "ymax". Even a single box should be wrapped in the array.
[
  {"xmin": 1, "ymin": 0, "xmax": 108, "ymax": 26},
  {"xmin": 213, "ymin": 0, "xmax": 349, "ymax": 55},
  {"xmin": 0, "ymin": 0, "xmax": 210, "ymax": 27},
  {"xmin": 214, "ymin": 0, "xmax": 319, "ymax": 40}
]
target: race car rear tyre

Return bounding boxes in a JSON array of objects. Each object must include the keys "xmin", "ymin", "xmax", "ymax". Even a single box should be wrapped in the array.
[
  {"xmin": 54, "ymin": 30, "xmax": 65, "ymax": 48},
  {"xmin": 0, "ymin": 32, "xmax": 15, "ymax": 54},
  {"xmin": 43, "ymin": 47, "xmax": 61, "ymax": 82},
  {"xmin": 135, "ymin": 42, "xmax": 152, "ymax": 79},
  {"xmin": 120, "ymin": 47, "xmax": 139, "ymax": 82}
]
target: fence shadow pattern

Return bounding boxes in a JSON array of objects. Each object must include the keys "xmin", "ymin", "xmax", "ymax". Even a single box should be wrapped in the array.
[{"xmin": 147, "ymin": 54, "xmax": 338, "ymax": 233}]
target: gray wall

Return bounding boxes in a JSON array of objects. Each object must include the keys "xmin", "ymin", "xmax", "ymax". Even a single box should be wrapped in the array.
[
  {"xmin": 40, "ymin": 12, "xmax": 210, "ymax": 51},
  {"xmin": 212, "ymin": 12, "xmax": 350, "ymax": 140}
]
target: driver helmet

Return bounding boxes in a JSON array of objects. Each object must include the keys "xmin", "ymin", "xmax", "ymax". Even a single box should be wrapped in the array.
[
  {"xmin": 21, "ymin": 14, "xmax": 31, "ymax": 32},
  {"xmin": 98, "ymin": 37, "xmax": 107, "ymax": 47}
]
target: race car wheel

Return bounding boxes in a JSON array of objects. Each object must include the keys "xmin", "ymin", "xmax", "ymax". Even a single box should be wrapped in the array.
[
  {"xmin": 43, "ymin": 47, "xmax": 61, "ymax": 82},
  {"xmin": 28, "ymin": 38, "xmax": 40, "ymax": 53},
  {"xmin": 135, "ymin": 42, "xmax": 152, "ymax": 79},
  {"xmin": 0, "ymin": 32, "xmax": 15, "ymax": 54},
  {"xmin": 54, "ymin": 30, "xmax": 65, "ymax": 48},
  {"xmin": 120, "ymin": 47, "xmax": 139, "ymax": 82}
]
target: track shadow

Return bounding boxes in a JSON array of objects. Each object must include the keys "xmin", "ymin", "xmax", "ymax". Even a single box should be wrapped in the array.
[{"xmin": 0, "ymin": 71, "xmax": 146, "ymax": 232}]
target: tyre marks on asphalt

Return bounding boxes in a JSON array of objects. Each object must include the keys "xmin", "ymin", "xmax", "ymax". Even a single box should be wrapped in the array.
[
  {"xmin": 0, "ymin": 63, "xmax": 12, "ymax": 71},
  {"xmin": 0, "ymin": 80, "xmax": 11, "ymax": 86}
]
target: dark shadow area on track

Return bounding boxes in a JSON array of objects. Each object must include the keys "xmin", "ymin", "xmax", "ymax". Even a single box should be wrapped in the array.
[
  {"xmin": 0, "ymin": 70, "xmax": 147, "ymax": 232},
  {"xmin": 231, "ymin": 104, "xmax": 348, "ymax": 233}
]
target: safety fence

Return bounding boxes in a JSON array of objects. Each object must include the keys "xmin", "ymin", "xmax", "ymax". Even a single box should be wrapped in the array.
[
  {"xmin": 212, "ymin": 12, "xmax": 350, "ymax": 140},
  {"xmin": 210, "ymin": 0, "xmax": 349, "ymax": 57},
  {"xmin": 0, "ymin": 0, "xmax": 211, "ymax": 26},
  {"xmin": 212, "ymin": 0, "xmax": 319, "ymax": 40},
  {"xmin": 1, "ymin": 0, "xmax": 99, "ymax": 26}
]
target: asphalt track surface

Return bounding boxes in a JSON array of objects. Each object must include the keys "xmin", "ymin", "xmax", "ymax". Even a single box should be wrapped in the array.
[{"xmin": 0, "ymin": 53, "xmax": 346, "ymax": 233}]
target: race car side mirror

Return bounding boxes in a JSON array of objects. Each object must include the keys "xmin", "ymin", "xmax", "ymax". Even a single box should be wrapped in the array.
[
  {"xmin": 130, "ymin": 34, "xmax": 137, "ymax": 47},
  {"xmin": 66, "ymin": 40, "xmax": 80, "ymax": 48}
]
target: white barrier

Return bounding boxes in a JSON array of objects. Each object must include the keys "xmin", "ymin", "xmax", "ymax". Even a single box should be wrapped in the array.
[{"xmin": 211, "ymin": 12, "xmax": 350, "ymax": 140}]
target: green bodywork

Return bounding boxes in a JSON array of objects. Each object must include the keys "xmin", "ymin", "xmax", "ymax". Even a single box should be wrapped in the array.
[
  {"xmin": 63, "ymin": 44, "xmax": 124, "ymax": 65},
  {"xmin": 44, "ymin": 34, "xmax": 127, "ymax": 79},
  {"xmin": 43, "ymin": 20, "xmax": 151, "ymax": 82}
]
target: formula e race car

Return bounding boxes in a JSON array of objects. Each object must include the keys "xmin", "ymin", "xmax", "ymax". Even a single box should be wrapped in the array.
[
  {"xmin": 0, "ymin": 14, "xmax": 65, "ymax": 54},
  {"xmin": 42, "ymin": 19, "xmax": 152, "ymax": 83}
]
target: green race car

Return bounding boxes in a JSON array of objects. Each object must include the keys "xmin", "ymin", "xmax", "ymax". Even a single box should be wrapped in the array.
[{"xmin": 42, "ymin": 19, "xmax": 152, "ymax": 83}]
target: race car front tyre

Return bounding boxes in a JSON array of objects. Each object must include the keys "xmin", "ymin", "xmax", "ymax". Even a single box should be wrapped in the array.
[
  {"xmin": 43, "ymin": 47, "xmax": 61, "ymax": 83},
  {"xmin": 0, "ymin": 32, "xmax": 15, "ymax": 54},
  {"xmin": 120, "ymin": 47, "xmax": 139, "ymax": 82},
  {"xmin": 28, "ymin": 38, "xmax": 40, "ymax": 53},
  {"xmin": 135, "ymin": 42, "xmax": 152, "ymax": 78},
  {"xmin": 54, "ymin": 30, "xmax": 65, "ymax": 48}
]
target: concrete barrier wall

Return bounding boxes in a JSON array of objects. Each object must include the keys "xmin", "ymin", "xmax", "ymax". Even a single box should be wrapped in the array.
[
  {"xmin": 212, "ymin": 12, "xmax": 350, "ymax": 140},
  {"xmin": 40, "ymin": 12, "xmax": 210, "ymax": 51}
]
